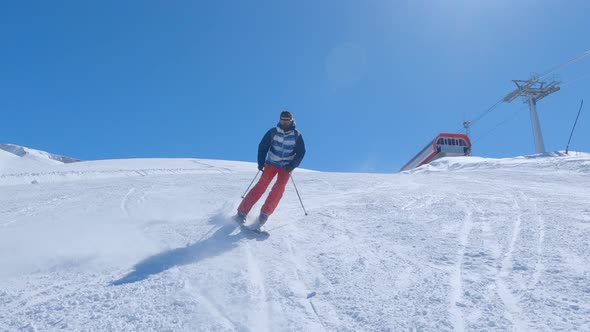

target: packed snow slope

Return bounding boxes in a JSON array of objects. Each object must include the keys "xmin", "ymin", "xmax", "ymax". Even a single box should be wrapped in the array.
[{"xmin": 1, "ymin": 149, "xmax": 589, "ymax": 331}]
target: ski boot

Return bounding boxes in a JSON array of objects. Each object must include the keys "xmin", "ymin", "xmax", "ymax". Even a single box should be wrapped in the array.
[
  {"xmin": 234, "ymin": 211, "xmax": 247, "ymax": 224},
  {"xmin": 253, "ymin": 213, "xmax": 269, "ymax": 233}
]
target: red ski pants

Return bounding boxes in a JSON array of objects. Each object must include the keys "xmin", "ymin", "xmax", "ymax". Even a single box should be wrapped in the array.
[{"xmin": 238, "ymin": 164, "xmax": 290, "ymax": 216}]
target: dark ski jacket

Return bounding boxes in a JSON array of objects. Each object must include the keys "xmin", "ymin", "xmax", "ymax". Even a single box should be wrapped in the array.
[{"xmin": 258, "ymin": 121, "xmax": 306, "ymax": 171}]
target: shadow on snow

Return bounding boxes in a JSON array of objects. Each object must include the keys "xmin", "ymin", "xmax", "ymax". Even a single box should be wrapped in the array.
[{"xmin": 110, "ymin": 216, "xmax": 262, "ymax": 286}]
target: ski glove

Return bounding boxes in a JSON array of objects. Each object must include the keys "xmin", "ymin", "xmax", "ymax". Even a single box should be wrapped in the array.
[
  {"xmin": 258, "ymin": 164, "xmax": 264, "ymax": 172},
  {"xmin": 285, "ymin": 165, "xmax": 294, "ymax": 173}
]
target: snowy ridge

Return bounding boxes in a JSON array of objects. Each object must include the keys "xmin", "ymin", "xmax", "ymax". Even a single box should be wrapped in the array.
[
  {"xmin": 0, "ymin": 144, "xmax": 80, "ymax": 164},
  {"xmin": 1, "ymin": 149, "xmax": 589, "ymax": 331},
  {"xmin": 0, "ymin": 150, "xmax": 315, "ymax": 186},
  {"xmin": 0, "ymin": 158, "xmax": 265, "ymax": 186},
  {"xmin": 408, "ymin": 151, "xmax": 590, "ymax": 174}
]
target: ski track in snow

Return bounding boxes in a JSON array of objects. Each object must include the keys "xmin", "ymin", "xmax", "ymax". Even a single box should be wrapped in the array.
[
  {"xmin": 120, "ymin": 187, "xmax": 136, "ymax": 218},
  {"xmin": 243, "ymin": 242, "xmax": 271, "ymax": 331},
  {"xmin": 531, "ymin": 199, "xmax": 546, "ymax": 289},
  {"xmin": 449, "ymin": 198, "xmax": 473, "ymax": 332},
  {"xmin": 1, "ymin": 193, "xmax": 76, "ymax": 228},
  {"xmin": 283, "ymin": 232, "xmax": 328, "ymax": 331},
  {"xmin": 496, "ymin": 193, "xmax": 526, "ymax": 331},
  {"xmin": 1, "ymin": 154, "xmax": 590, "ymax": 331}
]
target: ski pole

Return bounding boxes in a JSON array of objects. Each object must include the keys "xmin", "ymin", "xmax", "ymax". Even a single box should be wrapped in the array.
[
  {"xmin": 241, "ymin": 171, "xmax": 260, "ymax": 198},
  {"xmin": 290, "ymin": 174, "xmax": 308, "ymax": 215}
]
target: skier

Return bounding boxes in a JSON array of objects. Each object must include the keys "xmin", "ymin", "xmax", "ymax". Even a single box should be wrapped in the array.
[{"xmin": 235, "ymin": 111, "xmax": 306, "ymax": 232}]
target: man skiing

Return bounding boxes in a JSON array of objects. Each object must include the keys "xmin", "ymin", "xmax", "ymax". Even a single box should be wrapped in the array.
[{"xmin": 235, "ymin": 111, "xmax": 306, "ymax": 232}]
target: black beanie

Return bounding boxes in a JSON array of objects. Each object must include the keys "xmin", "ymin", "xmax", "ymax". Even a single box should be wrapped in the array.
[{"xmin": 280, "ymin": 111, "xmax": 292, "ymax": 120}]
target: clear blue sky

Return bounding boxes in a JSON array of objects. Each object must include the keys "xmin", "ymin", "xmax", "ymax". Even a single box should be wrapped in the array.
[{"xmin": 2, "ymin": 1, "xmax": 589, "ymax": 172}]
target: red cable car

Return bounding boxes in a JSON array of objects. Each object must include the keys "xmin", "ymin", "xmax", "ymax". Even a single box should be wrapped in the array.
[{"xmin": 400, "ymin": 133, "xmax": 472, "ymax": 172}]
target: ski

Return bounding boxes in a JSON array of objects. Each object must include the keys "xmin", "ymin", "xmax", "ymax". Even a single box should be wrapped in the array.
[
  {"xmin": 233, "ymin": 215, "xmax": 270, "ymax": 238},
  {"xmin": 242, "ymin": 225, "xmax": 270, "ymax": 238}
]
